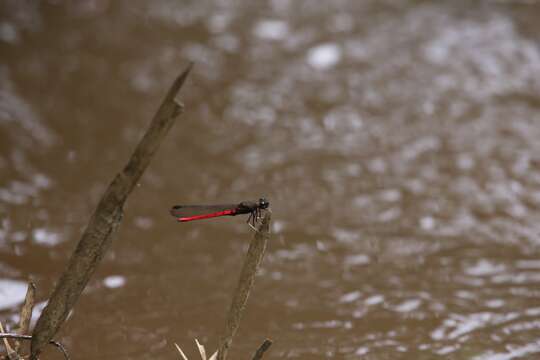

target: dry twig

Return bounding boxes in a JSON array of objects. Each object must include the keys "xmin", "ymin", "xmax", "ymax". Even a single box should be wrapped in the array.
[
  {"xmin": 217, "ymin": 211, "xmax": 272, "ymax": 360},
  {"xmin": 29, "ymin": 63, "xmax": 193, "ymax": 359},
  {"xmin": 252, "ymin": 339, "xmax": 273, "ymax": 360},
  {"xmin": 0, "ymin": 323, "xmax": 18, "ymax": 360},
  {"xmin": 0, "ymin": 333, "xmax": 69, "ymax": 360},
  {"xmin": 14, "ymin": 281, "xmax": 35, "ymax": 353}
]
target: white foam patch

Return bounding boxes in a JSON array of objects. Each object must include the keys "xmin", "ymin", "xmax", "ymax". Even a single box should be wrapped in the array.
[
  {"xmin": 344, "ymin": 254, "xmax": 370, "ymax": 266},
  {"xmin": 306, "ymin": 43, "xmax": 342, "ymax": 70},
  {"xmin": 254, "ymin": 19, "xmax": 289, "ymax": 40},
  {"xmin": 32, "ymin": 228, "xmax": 62, "ymax": 246},
  {"xmin": 420, "ymin": 216, "xmax": 436, "ymax": 230},
  {"xmin": 0, "ymin": 279, "xmax": 28, "ymax": 310},
  {"xmin": 0, "ymin": 22, "xmax": 19, "ymax": 44},
  {"xmin": 394, "ymin": 299, "xmax": 422, "ymax": 313},
  {"xmin": 339, "ymin": 291, "xmax": 362, "ymax": 303},
  {"xmin": 103, "ymin": 275, "xmax": 126, "ymax": 289},
  {"xmin": 465, "ymin": 259, "xmax": 505, "ymax": 276},
  {"xmin": 365, "ymin": 295, "xmax": 384, "ymax": 306}
]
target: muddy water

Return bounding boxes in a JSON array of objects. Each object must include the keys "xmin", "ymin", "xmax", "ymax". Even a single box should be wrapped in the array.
[{"xmin": 2, "ymin": 1, "xmax": 540, "ymax": 359}]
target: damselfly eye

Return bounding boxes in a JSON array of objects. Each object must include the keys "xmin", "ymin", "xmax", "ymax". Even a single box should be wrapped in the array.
[{"xmin": 259, "ymin": 198, "xmax": 269, "ymax": 209}]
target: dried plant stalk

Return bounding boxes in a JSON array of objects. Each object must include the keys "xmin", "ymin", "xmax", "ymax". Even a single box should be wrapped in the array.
[
  {"xmin": 0, "ymin": 322, "xmax": 19, "ymax": 360},
  {"xmin": 14, "ymin": 281, "xmax": 35, "ymax": 352},
  {"xmin": 0, "ymin": 333, "xmax": 69, "ymax": 360},
  {"xmin": 217, "ymin": 211, "xmax": 271, "ymax": 360},
  {"xmin": 252, "ymin": 339, "xmax": 273, "ymax": 360},
  {"xmin": 29, "ymin": 63, "xmax": 193, "ymax": 360}
]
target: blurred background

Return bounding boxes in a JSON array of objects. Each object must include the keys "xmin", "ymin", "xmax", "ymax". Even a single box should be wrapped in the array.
[{"xmin": 1, "ymin": 0, "xmax": 540, "ymax": 359}]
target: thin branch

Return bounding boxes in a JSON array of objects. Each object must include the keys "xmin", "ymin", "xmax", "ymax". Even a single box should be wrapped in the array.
[
  {"xmin": 252, "ymin": 339, "xmax": 273, "ymax": 360},
  {"xmin": 14, "ymin": 281, "xmax": 35, "ymax": 352},
  {"xmin": 0, "ymin": 323, "xmax": 18, "ymax": 360},
  {"xmin": 0, "ymin": 333, "xmax": 69, "ymax": 360},
  {"xmin": 217, "ymin": 211, "xmax": 272, "ymax": 360},
  {"xmin": 30, "ymin": 63, "xmax": 193, "ymax": 360}
]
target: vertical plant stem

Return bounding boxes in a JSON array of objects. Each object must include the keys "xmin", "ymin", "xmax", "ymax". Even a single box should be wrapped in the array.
[
  {"xmin": 14, "ymin": 281, "xmax": 35, "ymax": 352},
  {"xmin": 217, "ymin": 211, "xmax": 272, "ymax": 360}
]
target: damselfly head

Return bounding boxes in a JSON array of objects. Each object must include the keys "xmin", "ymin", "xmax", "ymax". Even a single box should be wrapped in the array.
[
  {"xmin": 258, "ymin": 198, "xmax": 270, "ymax": 209},
  {"xmin": 170, "ymin": 205, "xmax": 181, "ymax": 216}
]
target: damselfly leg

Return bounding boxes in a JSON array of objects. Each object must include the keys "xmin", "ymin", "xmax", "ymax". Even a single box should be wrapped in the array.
[{"xmin": 246, "ymin": 207, "xmax": 266, "ymax": 231}]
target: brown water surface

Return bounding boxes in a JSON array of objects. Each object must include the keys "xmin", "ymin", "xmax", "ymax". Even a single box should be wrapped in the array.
[{"xmin": 1, "ymin": 1, "xmax": 540, "ymax": 359}]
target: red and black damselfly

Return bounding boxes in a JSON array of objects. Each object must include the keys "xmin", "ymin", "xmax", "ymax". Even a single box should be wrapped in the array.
[{"xmin": 170, "ymin": 198, "xmax": 269, "ymax": 229}]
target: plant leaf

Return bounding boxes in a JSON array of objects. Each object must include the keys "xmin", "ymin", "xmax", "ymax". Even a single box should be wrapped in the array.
[
  {"xmin": 174, "ymin": 343, "xmax": 189, "ymax": 360},
  {"xmin": 208, "ymin": 350, "xmax": 218, "ymax": 360},
  {"xmin": 195, "ymin": 339, "xmax": 206, "ymax": 360}
]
